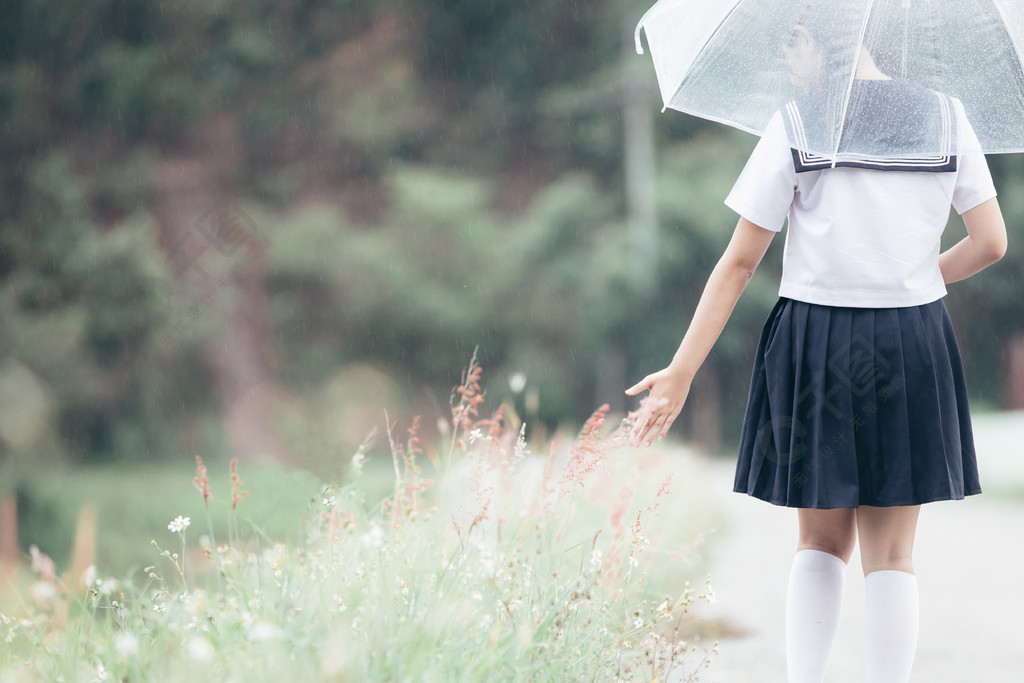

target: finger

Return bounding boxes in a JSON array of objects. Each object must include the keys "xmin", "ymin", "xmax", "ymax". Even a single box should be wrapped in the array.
[
  {"xmin": 635, "ymin": 411, "xmax": 662, "ymax": 446},
  {"xmin": 631, "ymin": 415, "xmax": 651, "ymax": 444},
  {"xmin": 625, "ymin": 377, "xmax": 652, "ymax": 396},
  {"xmin": 644, "ymin": 414, "xmax": 667, "ymax": 446},
  {"xmin": 630, "ymin": 403, "xmax": 653, "ymax": 437},
  {"xmin": 657, "ymin": 415, "xmax": 676, "ymax": 441}
]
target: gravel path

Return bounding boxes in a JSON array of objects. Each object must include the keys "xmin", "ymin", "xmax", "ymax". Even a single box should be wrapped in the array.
[{"xmin": 690, "ymin": 412, "xmax": 1024, "ymax": 683}]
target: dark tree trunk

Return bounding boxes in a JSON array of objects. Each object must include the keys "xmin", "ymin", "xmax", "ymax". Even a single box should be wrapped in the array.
[
  {"xmin": 1003, "ymin": 334, "xmax": 1024, "ymax": 411},
  {"xmin": 152, "ymin": 116, "xmax": 288, "ymax": 464}
]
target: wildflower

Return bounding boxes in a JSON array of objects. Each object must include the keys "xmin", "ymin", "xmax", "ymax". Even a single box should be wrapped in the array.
[
  {"xmin": 250, "ymin": 621, "xmax": 284, "ymax": 642},
  {"xmin": 230, "ymin": 458, "xmax": 249, "ymax": 510},
  {"xmin": 114, "ymin": 632, "xmax": 139, "ymax": 657},
  {"xmin": 472, "ymin": 590, "xmax": 483, "ymax": 601},
  {"xmin": 29, "ymin": 581, "xmax": 56, "ymax": 605},
  {"xmin": 407, "ymin": 415, "xmax": 423, "ymax": 457},
  {"xmin": 352, "ymin": 451, "xmax": 366, "ymax": 471},
  {"xmin": 452, "ymin": 355, "xmax": 485, "ymax": 431},
  {"xmin": 509, "ymin": 371, "xmax": 527, "ymax": 394},
  {"xmin": 92, "ymin": 661, "xmax": 108, "ymax": 682},
  {"xmin": 80, "ymin": 564, "xmax": 97, "ymax": 589},
  {"xmin": 187, "ymin": 636, "xmax": 214, "ymax": 664},
  {"xmin": 193, "ymin": 456, "xmax": 211, "ymax": 503},
  {"xmin": 628, "ymin": 555, "xmax": 640, "ymax": 568},
  {"xmin": 168, "ymin": 516, "xmax": 191, "ymax": 533},
  {"xmin": 468, "ymin": 428, "xmax": 484, "ymax": 444},
  {"xmin": 511, "ymin": 423, "xmax": 530, "ymax": 465},
  {"xmin": 589, "ymin": 549, "xmax": 603, "ymax": 569},
  {"xmin": 563, "ymin": 404, "xmax": 612, "ymax": 490},
  {"xmin": 360, "ymin": 525, "xmax": 383, "ymax": 548},
  {"xmin": 29, "ymin": 546, "xmax": 56, "ymax": 582},
  {"xmin": 633, "ymin": 617, "xmax": 644, "ymax": 628}
]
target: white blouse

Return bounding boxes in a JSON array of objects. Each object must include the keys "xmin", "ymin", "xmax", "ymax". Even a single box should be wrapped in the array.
[{"xmin": 724, "ymin": 99, "xmax": 997, "ymax": 308}]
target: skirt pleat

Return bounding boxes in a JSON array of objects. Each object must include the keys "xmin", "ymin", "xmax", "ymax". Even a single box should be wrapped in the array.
[{"xmin": 734, "ymin": 297, "xmax": 980, "ymax": 508}]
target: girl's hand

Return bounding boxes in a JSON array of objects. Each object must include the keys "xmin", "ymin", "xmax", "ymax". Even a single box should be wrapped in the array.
[{"xmin": 625, "ymin": 368, "xmax": 692, "ymax": 446}]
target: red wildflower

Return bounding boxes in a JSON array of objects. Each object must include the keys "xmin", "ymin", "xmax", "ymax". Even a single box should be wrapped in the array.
[
  {"xmin": 193, "ymin": 455, "xmax": 211, "ymax": 504},
  {"xmin": 230, "ymin": 458, "xmax": 249, "ymax": 510},
  {"xmin": 562, "ymin": 404, "xmax": 611, "ymax": 490},
  {"xmin": 451, "ymin": 354, "xmax": 485, "ymax": 432},
  {"xmin": 407, "ymin": 415, "xmax": 423, "ymax": 459}
]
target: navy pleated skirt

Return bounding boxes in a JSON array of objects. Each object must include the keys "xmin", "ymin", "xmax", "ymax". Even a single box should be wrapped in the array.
[{"xmin": 734, "ymin": 297, "xmax": 981, "ymax": 508}]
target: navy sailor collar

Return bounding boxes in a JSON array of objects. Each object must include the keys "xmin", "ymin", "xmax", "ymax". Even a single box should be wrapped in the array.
[{"xmin": 782, "ymin": 79, "xmax": 958, "ymax": 174}]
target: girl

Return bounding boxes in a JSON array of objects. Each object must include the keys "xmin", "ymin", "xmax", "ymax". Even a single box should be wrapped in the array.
[{"xmin": 625, "ymin": 22, "xmax": 1008, "ymax": 683}]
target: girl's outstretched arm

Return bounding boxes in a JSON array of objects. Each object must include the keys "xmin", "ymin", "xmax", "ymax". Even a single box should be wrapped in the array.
[
  {"xmin": 626, "ymin": 217, "xmax": 775, "ymax": 446},
  {"xmin": 940, "ymin": 197, "xmax": 1008, "ymax": 283}
]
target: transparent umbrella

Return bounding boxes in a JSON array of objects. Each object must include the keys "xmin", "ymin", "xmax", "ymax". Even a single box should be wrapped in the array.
[{"xmin": 635, "ymin": 0, "xmax": 1024, "ymax": 163}]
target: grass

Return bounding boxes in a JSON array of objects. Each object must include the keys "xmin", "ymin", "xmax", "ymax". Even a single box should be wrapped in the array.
[{"xmin": 0, "ymin": 354, "xmax": 722, "ymax": 681}]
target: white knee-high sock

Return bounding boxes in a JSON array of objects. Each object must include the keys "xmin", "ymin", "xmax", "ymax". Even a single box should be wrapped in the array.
[
  {"xmin": 864, "ymin": 569, "xmax": 919, "ymax": 683},
  {"xmin": 786, "ymin": 549, "xmax": 847, "ymax": 683}
]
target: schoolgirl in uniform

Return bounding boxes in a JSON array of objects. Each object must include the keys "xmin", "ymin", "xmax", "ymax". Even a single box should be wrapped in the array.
[{"xmin": 625, "ymin": 22, "xmax": 1008, "ymax": 683}]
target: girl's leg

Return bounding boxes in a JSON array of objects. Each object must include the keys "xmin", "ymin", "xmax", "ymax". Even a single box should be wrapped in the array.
[
  {"xmin": 787, "ymin": 508, "xmax": 857, "ymax": 683},
  {"xmin": 857, "ymin": 504, "xmax": 921, "ymax": 683}
]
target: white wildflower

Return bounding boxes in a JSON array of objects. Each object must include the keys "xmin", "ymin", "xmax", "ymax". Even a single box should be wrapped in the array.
[
  {"xmin": 114, "ymin": 632, "xmax": 139, "ymax": 657},
  {"xmin": 351, "ymin": 451, "xmax": 366, "ymax": 471},
  {"xmin": 187, "ymin": 636, "xmax": 214, "ymax": 664},
  {"xmin": 92, "ymin": 661, "xmax": 108, "ymax": 682},
  {"xmin": 360, "ymin": 525, "xmax": 383, "ymax": 548},
  {"xmin": 30, "ymin": 581, "xmax": 56, "ymax": 604},
  {"xmin": 168, "ymin": 516, "xmax": 191, "ymax": 533},
  {"xmin": 508, "ymin": 372, "xmax": 527, "ymax": 394},
  {"xmin": 471, "ymin": 590, "xmax": 483, "ymax": 601},
  {"xmin": 468, "ymin": 428, "xmax": 484, "ymax": 444},
  {"xmin": 80, "ymin": 565, "xmax": 97, "ymax": 589},
  {"xmin": 589, "ymin": 549, "xmax": 603, "ymax": 569},
  {"xmin": 250, "ymin": 620, "xmax": 284, "ymax": 642}
]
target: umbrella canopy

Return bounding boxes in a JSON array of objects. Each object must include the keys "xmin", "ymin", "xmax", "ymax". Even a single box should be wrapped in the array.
[{"xmin": 635, "ymin": 0, "xmax": 1024, "ymax": 160}]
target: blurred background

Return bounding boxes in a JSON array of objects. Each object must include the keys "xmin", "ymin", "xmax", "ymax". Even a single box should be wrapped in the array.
[{"xmin": 1, "ymin": 0, "xmax": 1022, "ymax": 575}]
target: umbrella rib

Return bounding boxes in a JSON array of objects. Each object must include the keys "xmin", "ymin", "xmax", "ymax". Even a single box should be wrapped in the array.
[{"xmin": 831, "ymin": 0, "xmax": 877, "ymax": 164}]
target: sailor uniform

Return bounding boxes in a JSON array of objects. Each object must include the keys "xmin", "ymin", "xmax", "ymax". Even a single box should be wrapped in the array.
[{"xmin": 726, "ymin": 81, "xmax": 997, "ymax": 508}]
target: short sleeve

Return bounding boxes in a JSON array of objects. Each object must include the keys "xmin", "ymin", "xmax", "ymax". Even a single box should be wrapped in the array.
[
  {"xmin": 724, "ymin": 112, "xmax": 798, "ymax": 232},
  {"xmin": 952, "ymin": 100, "xmax": 997, "ymax": 215}
]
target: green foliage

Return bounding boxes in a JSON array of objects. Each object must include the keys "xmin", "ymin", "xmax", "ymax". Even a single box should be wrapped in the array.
[{"xmin": 14, "ymin": 460, "xmax": 322, "ymax": 577}]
